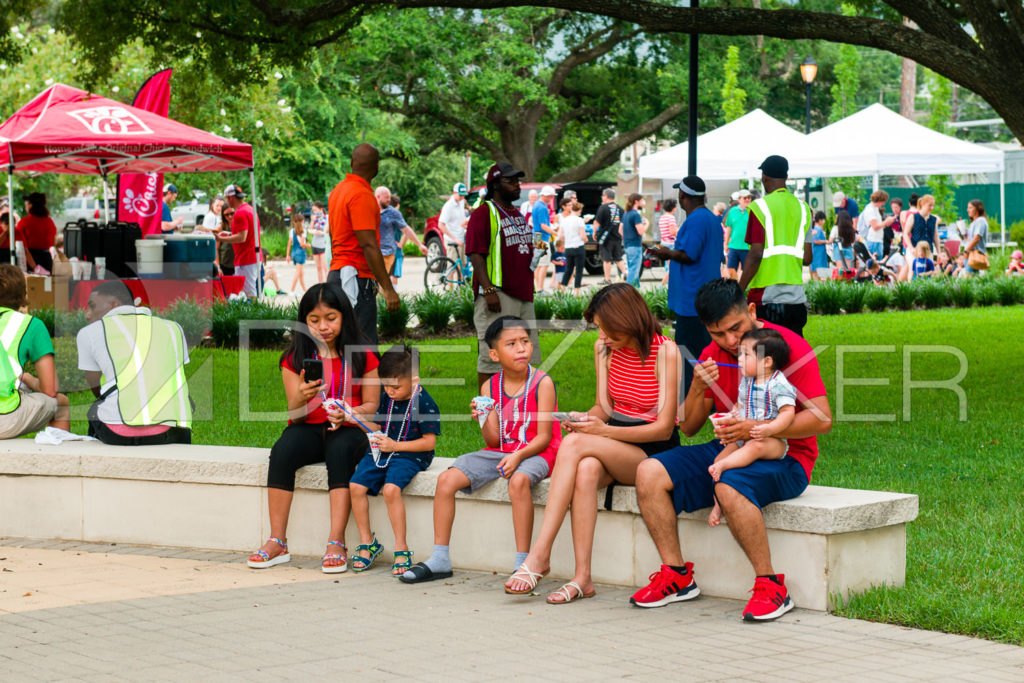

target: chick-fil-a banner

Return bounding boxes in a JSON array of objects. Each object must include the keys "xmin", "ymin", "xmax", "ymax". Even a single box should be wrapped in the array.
[{"xmin": 116, "ymin": 69, "xmax": 172, "ymax": 235}]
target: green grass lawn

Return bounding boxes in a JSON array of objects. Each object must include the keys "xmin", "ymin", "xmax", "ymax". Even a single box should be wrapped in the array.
[{"xmin": 60, "ymin": 306, "xmax": 1024, "ymax": 643}]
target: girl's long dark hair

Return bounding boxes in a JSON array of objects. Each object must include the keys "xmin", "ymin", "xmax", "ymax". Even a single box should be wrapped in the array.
[
  {"xmin": 836, "ymin": 210, "xmax": 856, "ymax": 248},
  {"xmin": 26, "ymin": 192, "xmax": 49, "ymax": 218},
  {"xmin": 584, "ymin": 282, "xmax": 659, "ymax": 363},
  {"xmin": 281, "ymin": 283, "xmax": 370, "ymax": 378}
]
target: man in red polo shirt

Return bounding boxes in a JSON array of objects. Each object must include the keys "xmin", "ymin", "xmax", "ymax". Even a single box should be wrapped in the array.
[
  {"xmin": 631, "ymin": 278, "xmax": 832, "ymax": 621},
  {"xmin": 327, "ymin": 143, "xmax": 399, "ymax": 344},
  {"xmin": 217, "ymin": 184, "xmax": 261, "ymax": 298}
]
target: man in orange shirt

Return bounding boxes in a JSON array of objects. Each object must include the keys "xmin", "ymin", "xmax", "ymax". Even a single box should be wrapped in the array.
[{"xmin": 327, "ymin": 143, "xmax": 400, "ymax": 344}]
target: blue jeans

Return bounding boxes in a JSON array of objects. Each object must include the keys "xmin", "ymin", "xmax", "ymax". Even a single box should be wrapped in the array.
[
  {"xmin": 625, "ymin": 243, "xmax": 643, "ymax": 285},
  {"xmin": 866, "ymin": 240, "xmax": 883, "ymax": 259}
]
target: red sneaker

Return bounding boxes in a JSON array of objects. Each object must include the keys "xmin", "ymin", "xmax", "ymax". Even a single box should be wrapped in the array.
[
  {"xmin": 630, "ymin": 563, "xmax": 700, "ymax": 608},
  {"xmin": 742, "ymin": 575, "xmax": 794, "ymax": 621}
]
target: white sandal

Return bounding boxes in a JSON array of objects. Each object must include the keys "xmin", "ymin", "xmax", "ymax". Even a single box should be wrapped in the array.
[
  {"xmin": 504, "ymin": 562, "xmax": 549, "ymax": 595},
  {"xmin": 546, "ymin": 581, "xmax": 596, "ymax": 605}
]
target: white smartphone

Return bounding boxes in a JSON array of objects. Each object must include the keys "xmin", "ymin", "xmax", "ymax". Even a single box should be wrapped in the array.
[{"xmin": 553, "ymin": 411, "xmax": 573, "ymax": 422}]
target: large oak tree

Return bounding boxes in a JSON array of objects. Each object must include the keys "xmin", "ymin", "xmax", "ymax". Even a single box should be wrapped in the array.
[{"xmin": 40, "ymin": 1, "xmax": 1024, "ymax": 175}]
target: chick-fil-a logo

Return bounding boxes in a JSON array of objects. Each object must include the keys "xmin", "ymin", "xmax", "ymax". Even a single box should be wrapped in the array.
[
  {"xmin": 121, "ymin": 173, "xmax": 159, "ymax": 217},
  {"xmin": 67, "ymin": 106, "xmax": 153, "ymax": 135}
]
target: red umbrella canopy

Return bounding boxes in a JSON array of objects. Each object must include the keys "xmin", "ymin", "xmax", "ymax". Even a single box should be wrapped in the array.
[{"xmin": 0, "ymin": 84, "xmax": 253, "ymax": 176}]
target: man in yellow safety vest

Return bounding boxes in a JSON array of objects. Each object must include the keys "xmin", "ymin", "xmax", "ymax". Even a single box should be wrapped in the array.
[
  {"xmin": 76, "ymin": 280, "xmax": 192, "ymax": 445},
  {"xmin": 0, "ymin": 265, "xmax": 69, "ymax": 439},
  {"xmin": 738, "ymin": 155, "xmax": 814, "ymax": 337}
]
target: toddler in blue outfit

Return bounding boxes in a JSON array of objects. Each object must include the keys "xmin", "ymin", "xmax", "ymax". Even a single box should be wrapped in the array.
[{"xmin": 349, "ymin": 344, "xmax": 440, "ymax": 575}]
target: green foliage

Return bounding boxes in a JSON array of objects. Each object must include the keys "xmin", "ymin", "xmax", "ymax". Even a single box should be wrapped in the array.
[
  {"xmin": 641, "ymin": 286, "xmax": 669, "ymax": 321},
  {"xmin": 828, "ymin": 5, "xmax": 860, "ymax": 124},
  {"xmin": 915, "ymin": 278, "xmax": 949, "ymax": 309},
  {"xmin": 975, "ymin": 280, "xmax": 998, "ymax": 306},
  {"xmin": 260, "ymin": 231, "xmax": 288, "ymax": 259},
  {"xmin": 449, "ymin": 287, "xmax": 476, "ymax": 327},
  {"xmin": 377, "ymin": 295, "xmax": 411, "ymax": 339},
  {"xmin": 892, "ymin": 281, "xmax": 917, "ymax": 311},
  {"xmin": 403, "ymin": 241, "xmax": 424, "ymax": 257},
  {"xmin": 864, "ymin": 286, "xmax": 891, "ymax": 312},
  {"xmin": 30, "ymin": 309, "xmax": 87, "ymax": 338},
  {"xmin": 551, "ymin": 292, "xmax": 586, "ymax": 321},
  {"xmin": 160, "ymin": 298, "xmax": 211, "ymax": 347},
  {"xmin": 411, "ymin": 290, "xmax": 451, "ymax": 334},
  {"xmin": 720, "ymin": 45, "xmax": 747, "ymax": 123},
  {"xmin": 210, "ymin": 299, "xmax": 296, "ymax": 348},
  {"xmin": 532, "ymin": 294, "xmax": 554, "ymax": 321},
  {"xmin": 949, "ymin": 279, "xmax": 976, "ymax": 308},
  {"xmin": 841, "ymin": 282, "xmax": 867, "ymax": 314},
  {"xmin": 807, "ymin": 280, "xmax": 844, "ymax": 315},
  {"xmin": 1009, "ymin": 221, "xmax": 1024, "ymax": 247},
  {"xmin": 994, "ymin": 276, "xmax": 1024, "ymax": 306},
  {"xmin": 923, "ymin": 70, "xmax": 959, "ymax": 221}
]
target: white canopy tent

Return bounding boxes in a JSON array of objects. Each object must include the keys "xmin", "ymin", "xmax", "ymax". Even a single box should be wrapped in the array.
[
  {"xmin": 788, "ymin": 104, "xmax": 1006, "ymax": 245},
  {"xmin": 638, "ymin": 108, "xmax": 805, "ymax": 181}
]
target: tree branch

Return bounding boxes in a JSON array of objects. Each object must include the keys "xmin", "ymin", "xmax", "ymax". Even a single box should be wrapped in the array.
[
  {"xmin": 546, "ymin": 101, "xmax": 685, "ymax": 184},
  {"xmin": 884, "ymin": 0, "xmax": 978, "ymax": 54},
  {"xmin": 547, "ymin": 22, "xmax": 642, "ymax": 98},
  {"xmin": 536, "ymin": 106, "xmax": 597, "ymax": 159}
]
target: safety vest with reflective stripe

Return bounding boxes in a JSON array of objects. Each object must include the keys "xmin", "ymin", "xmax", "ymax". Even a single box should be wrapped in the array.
[
  {"xmin": 0, "ymin": 308, "xmax": 31, "ymax": 415},
  {"xmin": 484, "ymin": 201, "xmax": 505, "ymax": 289},
  {"xmin": 747, "ymin": 189, "xmax": 811, "ymax": 290},
  {"xmin": 101, "ymin": 313, "xmax": 191, "ymax": 428}
]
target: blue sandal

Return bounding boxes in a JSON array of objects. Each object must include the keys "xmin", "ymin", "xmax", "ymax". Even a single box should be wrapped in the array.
[
  {"xmin": 392, "ymin": 550, "xmax": 414, "ymax": 576},
  {"xmin": 350, "ymin": 535, "xmax": 383, "ymax": 572}
]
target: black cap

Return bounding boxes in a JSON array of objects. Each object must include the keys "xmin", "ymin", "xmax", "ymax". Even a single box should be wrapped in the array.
[
  {"xmin": 672, "ymin": 175, "xmax": 706, "ymax": 196},
  {"xmin": 486, "ymin": 162, "xmax": 525, "ymax": 183},
  {"xmin": 758, "ymin": 155, "xmax": 789, "ymax": 178}
]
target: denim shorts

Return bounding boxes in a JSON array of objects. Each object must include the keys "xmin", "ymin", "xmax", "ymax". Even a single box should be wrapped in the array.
[
  {"xmin": 350, "ymin": 453, "xmax": 430, "ymax": 495},
  {"xmin": 650, "ymin": 441, "xmax": 808, "ymax": 514},
  {"xmin": 727, "ymin": 248, "xmax": 748, "ymax": 270}
]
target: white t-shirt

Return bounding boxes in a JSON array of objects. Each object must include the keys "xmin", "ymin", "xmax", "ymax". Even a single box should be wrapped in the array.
[
  {"xmin": 440, "ymin": 197, "xmax": 467, "ymax": 243},
  {"xmin": 862, "ymin": 203, "xmax": 884, "ymax": 242},
  {"xmin": 200, "ymin": 210, "xmax": 221, "ymax": 233},
  {"xmin": 76, "ymin": 306, "xmax": 190, "ymax": 425},
  {"xmin": 560, "ymin": 214, "xmax": 586, "ymax": 249}
]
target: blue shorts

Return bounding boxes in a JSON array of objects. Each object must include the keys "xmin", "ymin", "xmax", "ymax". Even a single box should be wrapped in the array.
[
  {"xmin": 650, "ymin": 440, "xmax": 808, "ymax": 514},
  {"xmin": 349, "ymin": 453, "xmax": 430, "ymax": 495},
  {"xmin": 727, "ymin": 248, "xmax": 748, "ymax": 270}
]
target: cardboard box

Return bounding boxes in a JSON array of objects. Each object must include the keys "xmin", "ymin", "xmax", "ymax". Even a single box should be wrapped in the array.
[{"xmin": 24, "ymin": 275, "xmax": 70, "ymax": 311}]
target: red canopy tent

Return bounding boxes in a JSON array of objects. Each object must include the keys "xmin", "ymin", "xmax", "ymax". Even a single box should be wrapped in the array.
[{"xmin": 0, "ymin": 84, "xmax": 257, "ymax": 262}]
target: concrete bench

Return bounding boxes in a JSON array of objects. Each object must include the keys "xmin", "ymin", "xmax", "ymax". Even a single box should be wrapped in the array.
[{"xmin": 0, "ymin": 440, "xmax": 918, "ymax": 611}]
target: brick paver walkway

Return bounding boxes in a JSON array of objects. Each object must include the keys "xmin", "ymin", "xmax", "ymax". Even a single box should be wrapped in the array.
[{"xmin": 0, "ymin": 538, "xmax": 1021, "ymax": 681}]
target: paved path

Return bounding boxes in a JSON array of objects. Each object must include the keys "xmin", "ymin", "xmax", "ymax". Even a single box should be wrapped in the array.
[{"xmin": 1, "ymin": 538, "xmax": 1022, "ymax": 682}]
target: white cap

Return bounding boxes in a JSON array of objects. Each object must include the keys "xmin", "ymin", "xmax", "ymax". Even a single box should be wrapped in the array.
[
  {"xmin": 832, "ymin": 191, "xmax": 846, "ymax": 207},
  {"xmin": 540, "ymin": 185, "xmax": 557, "ymax": 197}
]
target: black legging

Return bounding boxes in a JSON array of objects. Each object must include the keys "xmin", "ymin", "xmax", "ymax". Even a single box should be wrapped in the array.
[
  {"xmin": 267, "ymin": 422, "xmax": 368, "ymax": 491},
  {"xmin": 561, "ymin": 246, "xmax": 586, "ymax": 289},
  {"xmin": 29, "ymin": 248, "xmax": 53, "ymax": 273}
]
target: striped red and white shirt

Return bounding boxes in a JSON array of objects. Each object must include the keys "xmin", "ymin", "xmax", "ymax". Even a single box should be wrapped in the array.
[
  {"xmin": 608, "ymin": 333, "xmax": 675, "ymax": 423},
  {"xmin": 658, "ymin": 213, "xmax": 677, "ymax": 244}
]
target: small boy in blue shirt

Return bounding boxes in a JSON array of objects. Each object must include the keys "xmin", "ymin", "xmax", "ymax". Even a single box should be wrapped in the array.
[
  {"xmin": 349, "ymin": 344, "xmax": 440, "ymax": 575},
  {"xmin": 810, "ymin": 211, "xmax": 829, "ymax": 280}
]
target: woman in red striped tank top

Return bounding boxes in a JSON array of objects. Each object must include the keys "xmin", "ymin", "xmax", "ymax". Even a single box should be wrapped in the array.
[{"xmin": 506, "ymin": 284, "xmax": 681, "ymax": 603}]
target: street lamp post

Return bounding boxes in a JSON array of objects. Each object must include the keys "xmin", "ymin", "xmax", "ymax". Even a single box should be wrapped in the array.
[{"xmin": 800, "ymin": 56, "xmax": 817, "ymax": 202}]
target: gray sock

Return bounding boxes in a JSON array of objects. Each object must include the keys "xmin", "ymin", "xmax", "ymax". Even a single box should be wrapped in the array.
[
  {"xmin": 513, "ymin": 551, "xmax": 529, "ymax": 572},
  {"xmin": 422, "ymin": 545, "xmax": 452, "ymax": 573}
]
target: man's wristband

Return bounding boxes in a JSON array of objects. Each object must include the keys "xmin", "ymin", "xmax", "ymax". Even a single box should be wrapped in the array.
[{"xmin": 482, "ymin": 286, "xmax": 498, "ymax": 296}]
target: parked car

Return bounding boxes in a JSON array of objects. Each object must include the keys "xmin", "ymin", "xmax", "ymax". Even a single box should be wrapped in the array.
[
  {"xmin": 54, "ymin": 197, "xmax": 116, "ymax": 226},
  {"xmin": 171, "ymin": 198, "xmax": 208, "ymax": 230},
  {"xmin": 422, "ymin": 181, "xmax": 613, "ymax": 275}
]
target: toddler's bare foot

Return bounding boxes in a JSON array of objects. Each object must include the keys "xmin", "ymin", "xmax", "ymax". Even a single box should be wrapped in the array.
[
  {"xmin": 708, "ymin": 504, "xmax": 722, "ymax": 527},
  {"xmin": 708, "ymin": 463, "xmax": 722, "ymax": 482}
]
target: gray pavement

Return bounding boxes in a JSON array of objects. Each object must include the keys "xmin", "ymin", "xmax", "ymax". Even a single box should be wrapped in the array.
[{"xmin": 1, "ymin": 538, "xmax": 1022, "ymax": 682}]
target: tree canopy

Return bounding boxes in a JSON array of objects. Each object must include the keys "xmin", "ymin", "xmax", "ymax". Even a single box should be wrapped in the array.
[{"xmin": 47, "ymin": 0, "xmax": 1024, "ymax": 145}]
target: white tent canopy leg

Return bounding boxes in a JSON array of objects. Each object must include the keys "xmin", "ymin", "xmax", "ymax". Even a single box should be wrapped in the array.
[
  {"xmin": 249, "ymin": 168, "xmax": 263, "ymax": 299},
  {"xmin": 102, "ymin": 177, "xmax": 110, "ymax": 225},
  {"xmin": 1000, "ymin": 169, "xmax": 1006, "ymax": 250}
]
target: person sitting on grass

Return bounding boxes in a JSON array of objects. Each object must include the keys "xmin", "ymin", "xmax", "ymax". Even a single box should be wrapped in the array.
[
  {"xmin": 400, "ymin": 315, "xmax": 560, "ymax": 584},
  {"xmin": 706, "ymin": 328, "xmax": 796, "ymax": 526},
  {"xmin": 1007, "ymin": 249, "xmax": 1024, "ymax": 276},
  {"xmin": 0, "ymin": 264, "xmax": 69, "ymax": 439},
  {"xmin": 911, "ymin": 241, "xmax": 937, "ymax": 279},
  {"xmin": 935, "ymin": 246, "xmax": 955, "ymax": 277},
  {"xmin": 248, "ymin": 283, "xmax": 379, "ymax": 574},
  {"xmin": 76, "ymin": 280, "xmax": 192, "ymax": 445},
  {"xmin": 348, "ymin": 343, "xmax": 441, "ymax": 575}
]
